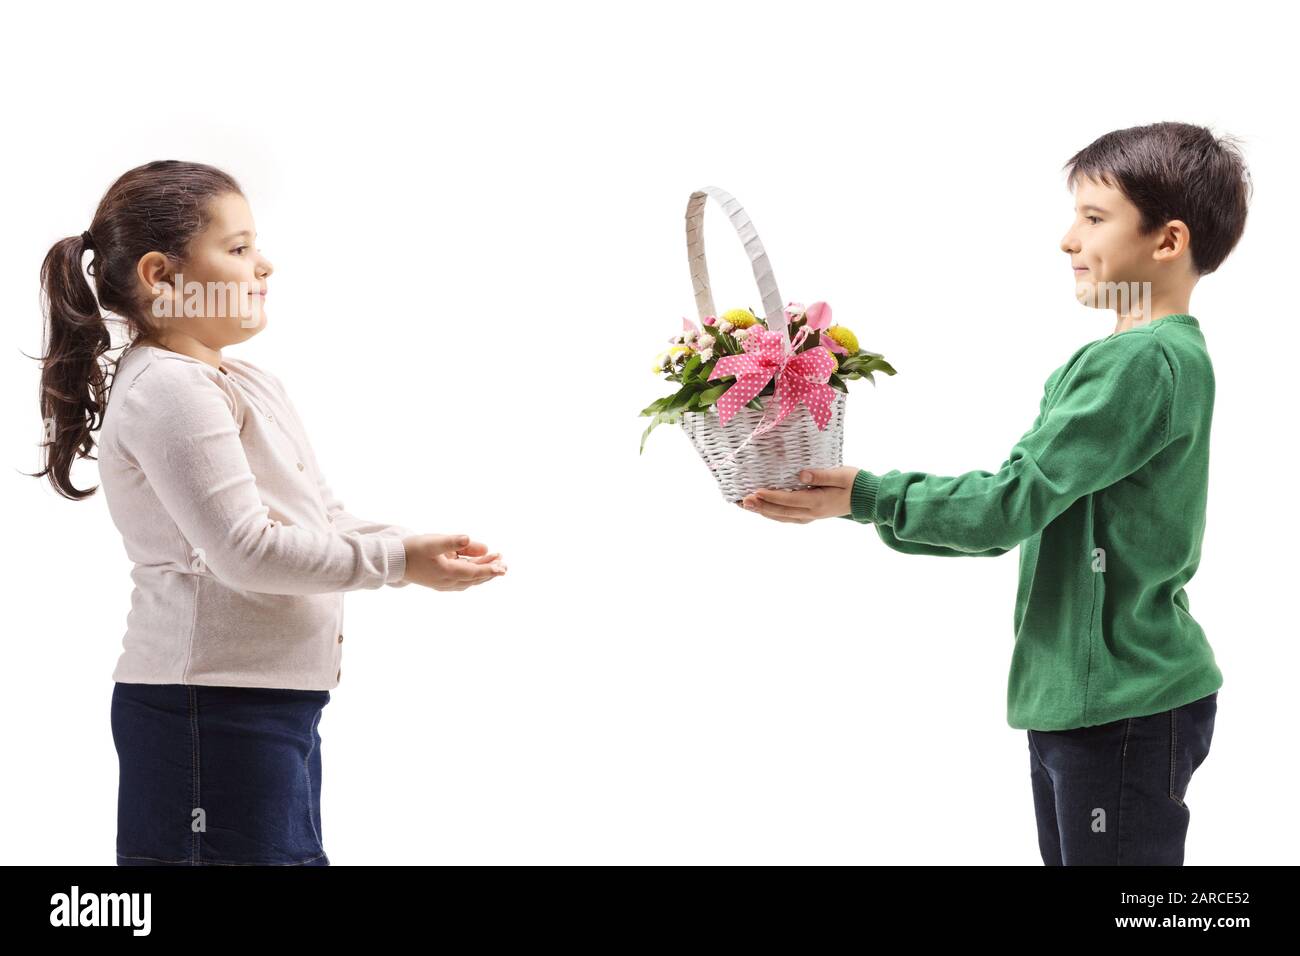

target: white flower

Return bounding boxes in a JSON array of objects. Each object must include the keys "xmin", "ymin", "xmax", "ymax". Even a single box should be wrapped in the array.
[
  {"xmin": 683, "ymin": 328, "xmax": 699, "ymax": 344},
  {"xmin": 733, "ymin": 327, "xmax": 751, "ymax": 341},
  {"xmin": 697, "ymin": 333, "xmax": 715, "ymax": 351},
  {"xmin": 718, "ymin": 320, "xmax": 735, "ymax": 333},
  {"xmin": 699, "ymin": 348, "xmax": 714, "ymax": 362}
]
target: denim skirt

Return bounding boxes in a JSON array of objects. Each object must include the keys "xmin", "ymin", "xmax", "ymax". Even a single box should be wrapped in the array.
[{"xmin": 111, "ymin": 681, "xmax": 331, "ymax": 866}]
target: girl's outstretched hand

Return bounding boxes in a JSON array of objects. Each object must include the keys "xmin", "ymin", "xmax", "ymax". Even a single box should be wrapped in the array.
[
  {"xmin": 400, "ymin": 534, "xmax": 507, "ymax": 590},
  {"xmin": 739, "ymin": 466, "xmax": 860, "ymax": 523}
]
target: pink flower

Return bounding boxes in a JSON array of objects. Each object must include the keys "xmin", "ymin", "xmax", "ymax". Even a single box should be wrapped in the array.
[
  {"xmin": 783, "ymin": 301, "xmax": 831, "ymax": 331},
  {"xmin": 804, "ymin": 301, "xmax": 833, "ymax": 331}
]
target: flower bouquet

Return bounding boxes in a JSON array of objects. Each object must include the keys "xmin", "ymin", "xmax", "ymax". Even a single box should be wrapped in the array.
[{"xmin": 639, "ymin": 187, "xmax": 895, "ymax": 502}]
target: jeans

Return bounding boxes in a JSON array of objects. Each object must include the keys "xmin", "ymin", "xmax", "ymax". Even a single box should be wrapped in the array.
[
  {"xmin": 1027, "ymin": 691, "xmax": 1217, "ymax": 865},
  {"xmin": 111, "ymin": 681, "xmax": 331, "ymax": 866}
]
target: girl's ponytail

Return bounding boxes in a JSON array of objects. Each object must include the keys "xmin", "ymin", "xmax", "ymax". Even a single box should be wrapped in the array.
[
  {"xmin": 35, "ymin": 231, "xmax": 113, "ymax": 499},
  {"xmin": 28, "ymin": 160, "xmax": 243, "ymax": 500}
]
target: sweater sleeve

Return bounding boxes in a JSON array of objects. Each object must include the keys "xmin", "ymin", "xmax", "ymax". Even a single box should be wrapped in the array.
[
  {"xmin": 115, "ymin": 363, "xmax": 408, "ymax": 595},
  {"xmin": 842, "ymin": 335, "xmax": 1173, "ymax": 554},
  {"xmin": 836, "ymin": 368, "xmax": 1059, "ymax": 557}
]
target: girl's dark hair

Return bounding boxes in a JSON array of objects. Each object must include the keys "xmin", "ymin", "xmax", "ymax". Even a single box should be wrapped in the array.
[
  {"xmin": 1063, "ymin": 121, "xmax": 1251, "ymax": 276},
  {"xmin": 31, "ymin": 160, "xmax": 242, "ymax": 500}
]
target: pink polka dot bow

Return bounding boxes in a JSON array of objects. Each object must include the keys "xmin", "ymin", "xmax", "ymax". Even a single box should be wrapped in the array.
[{"xmin": 707, "ymin": 320, "xmax": 837, "ymax": 447}]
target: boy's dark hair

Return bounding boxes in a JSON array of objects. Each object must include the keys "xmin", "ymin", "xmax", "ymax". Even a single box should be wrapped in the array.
[
  {"xmin": 1063, "ymin": 121, "xmax": 1251, "ymax": 276},
  {"xmin": 30, "ymin": 160, "xmax": 242, "ymax": 500}
]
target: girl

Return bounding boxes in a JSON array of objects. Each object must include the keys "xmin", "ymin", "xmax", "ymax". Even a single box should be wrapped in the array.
[{"xmin": 34, "ymin": 159, "xmax": 507, "ymax": 865}]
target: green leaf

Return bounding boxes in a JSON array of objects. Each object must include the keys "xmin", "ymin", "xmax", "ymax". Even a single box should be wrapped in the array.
[
  {"xmin": 665, "ymin": 385, "xmax": 698, "ymax": 411},
  {"xmin": 639, "ymin": 395, "xmax": 673, "ymax": 417},
  {"xmin": 857, "ymin": 356, "xmax": 897, "ymax": 376},
  {"xmin": 697, "ymin": 383, "xmax": 729, "ymax": 406},
  {"xmin": 836, "ymin": 353, "xmax": 897, "ymax": 379},
  {"xmin": 694, "ymin": 361, "xmax": 720, "ymax": 387},
  {"xmin": 639, "ymin": 409, "xmax": 683, "ymax": 454}
]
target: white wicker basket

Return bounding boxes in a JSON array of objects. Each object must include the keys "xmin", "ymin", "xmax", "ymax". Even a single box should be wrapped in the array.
[{"xmin": 680, "ymin": 186, "xmax": 847, "ymax": 502}]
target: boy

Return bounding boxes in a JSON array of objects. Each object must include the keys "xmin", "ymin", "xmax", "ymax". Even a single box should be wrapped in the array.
[{"xmin": 740, "ymin": 121, "xmax": 1250, "ymax": 865}]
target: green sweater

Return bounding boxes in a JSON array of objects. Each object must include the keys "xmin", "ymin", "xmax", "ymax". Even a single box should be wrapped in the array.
[{"xmin": 841, "ymin": 314, "xmax": 1223, "ymax": 730}]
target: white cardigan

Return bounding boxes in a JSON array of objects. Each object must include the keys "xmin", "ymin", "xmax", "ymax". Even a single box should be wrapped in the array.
[{"xmin": 98, "ymin": 344, "xmax": 410, "ymax": 690}]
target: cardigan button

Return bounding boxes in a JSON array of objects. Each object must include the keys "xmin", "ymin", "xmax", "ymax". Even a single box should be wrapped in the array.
[
  {"xmin": 336, "ymin": 667, "xmax": 341, "ymax": 681},
  {"xmin": 297, "ymin": 462, "xmax": 305, "ymax": 471},
  {"xmin": 337, "ymin": 632, "xmax": 344, "ymax": 644},
  {"xmin": 267, "ymin": 413, "xmax": 274, "ymax": 422}
]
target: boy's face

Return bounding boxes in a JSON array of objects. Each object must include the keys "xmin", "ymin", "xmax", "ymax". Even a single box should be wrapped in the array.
[{"xmin": 1060, "ymin": 175, "xmax": 1166, "ymax": 306}]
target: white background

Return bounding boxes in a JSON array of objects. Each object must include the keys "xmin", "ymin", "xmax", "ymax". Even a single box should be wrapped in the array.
[{"xmin": 2, "ymin": 0, "xmax": 1294, "ymax": 864}]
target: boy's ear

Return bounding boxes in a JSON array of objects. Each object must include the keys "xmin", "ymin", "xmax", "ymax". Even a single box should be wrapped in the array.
[{"xmin": 1154, "ymin": 220, "xmax": 1193, "ymax": 263}]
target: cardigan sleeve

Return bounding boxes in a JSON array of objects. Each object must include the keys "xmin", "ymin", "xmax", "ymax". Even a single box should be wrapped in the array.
[
  {"xmin": 314, "ymin": 473, "xmax": 415, "ymax": 589},
  {"xmin": 262, "ymin": 369, "xmax": 416, "ymax": 589},
  {"xmin": 115, "ymin": 362, "xmax": 408, "ymax": 595},
  {"xmin": 843, "ymin": 335, "xmax": 1173, "ymax": 554}
]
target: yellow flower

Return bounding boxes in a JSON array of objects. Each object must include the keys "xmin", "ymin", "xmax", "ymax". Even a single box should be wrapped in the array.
[
  {"xmin": 825, "ymin": 326, "xmax": 859, "ymax": 354},
  {"xmin": 722, "ymin": 308, "xmax": 758, "ymax": 328}
]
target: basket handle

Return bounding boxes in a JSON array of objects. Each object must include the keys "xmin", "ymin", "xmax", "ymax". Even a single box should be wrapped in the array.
[{"xmin": 685, "ymin": 187, "xmax": 788, "ymax": 340}]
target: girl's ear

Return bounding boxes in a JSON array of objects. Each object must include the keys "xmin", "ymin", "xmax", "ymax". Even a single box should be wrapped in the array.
[
  {"xmin": 137, "ymin": 250, "xmax": 173, "ymax": 288},
  {"xmin": 136, "ymin": 251, "xmax": 181, "ymax": 319}
]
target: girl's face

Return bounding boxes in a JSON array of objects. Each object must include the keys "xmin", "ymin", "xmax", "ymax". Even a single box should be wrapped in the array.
[{"xmin": 141, "ymin": 191, "xmax": 274, "ymax": 348}]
